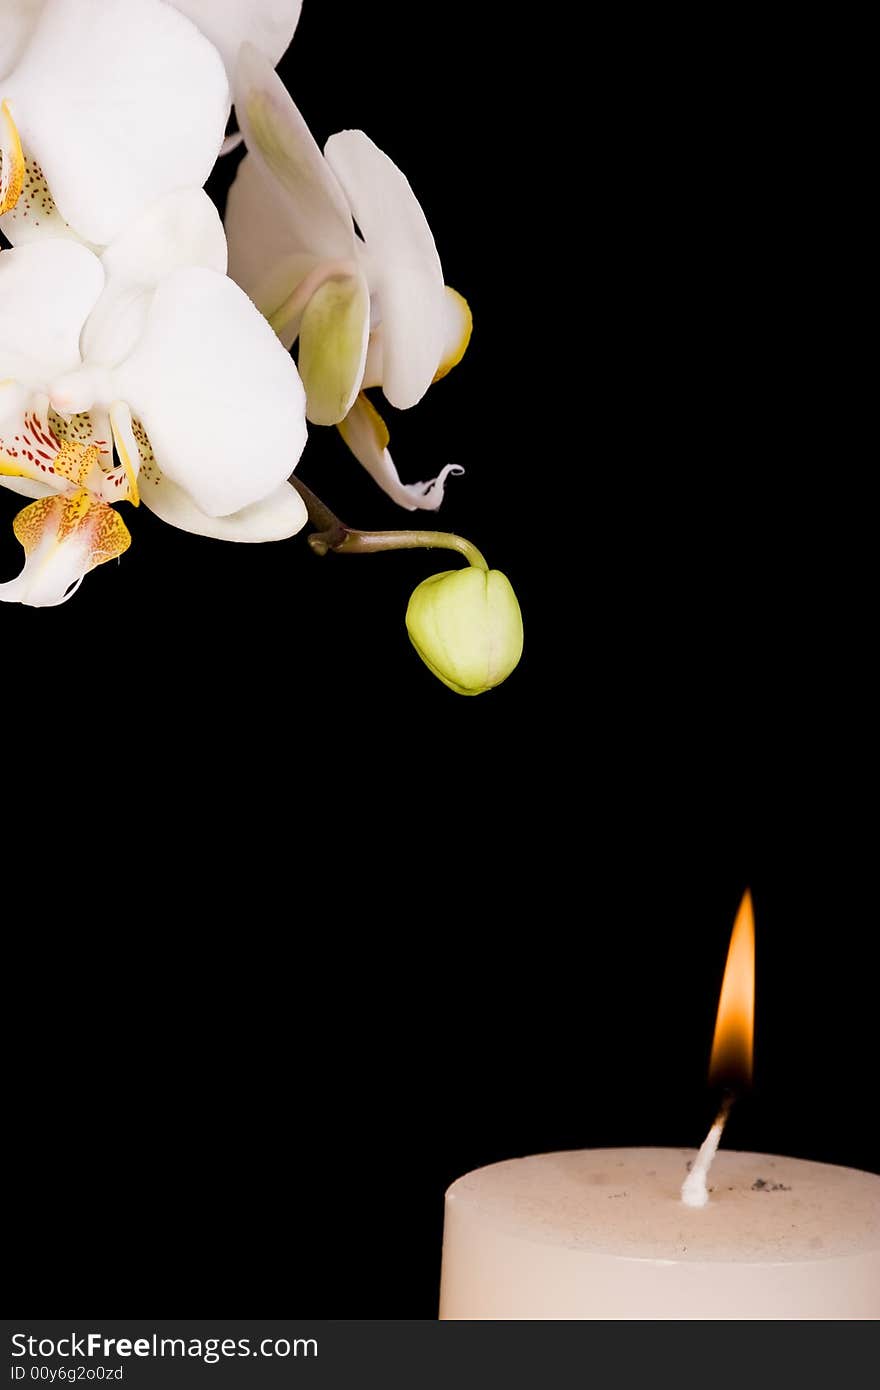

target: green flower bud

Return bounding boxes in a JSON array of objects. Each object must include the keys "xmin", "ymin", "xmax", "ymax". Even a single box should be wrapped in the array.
[{"xmin": 405, "ymin": 567, "xmax": 524, "ymax": 695}]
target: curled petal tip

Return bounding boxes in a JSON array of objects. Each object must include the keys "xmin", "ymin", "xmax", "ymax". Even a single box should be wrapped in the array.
[{"xmin": 412, "ymin": 463, "xmax": 465, "ymax": 511}]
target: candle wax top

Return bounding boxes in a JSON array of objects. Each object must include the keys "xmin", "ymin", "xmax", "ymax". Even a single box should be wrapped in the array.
[{"xmin": 446, "ymin": 1148, "xmax": 880, "ymax": 1263}]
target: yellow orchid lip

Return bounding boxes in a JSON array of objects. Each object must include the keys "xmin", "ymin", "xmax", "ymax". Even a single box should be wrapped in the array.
[{"xmin": 0, "ymin": 99, "xmax": 24, "ymax": 215}]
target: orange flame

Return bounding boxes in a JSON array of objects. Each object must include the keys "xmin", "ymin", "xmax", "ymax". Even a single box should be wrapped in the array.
[{"xmin": 708, "ymin": 889, "xmax": 755, "ymax": 1088}]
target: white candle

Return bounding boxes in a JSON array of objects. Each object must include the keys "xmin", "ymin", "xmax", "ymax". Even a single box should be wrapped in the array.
[
  {"xmin": 441, "ymin": 895, "xmax": 879, "ymax": 1318},
  {"xmin": 439, "ymin": 1146, "xmax": 880, "ymax": 1319}
]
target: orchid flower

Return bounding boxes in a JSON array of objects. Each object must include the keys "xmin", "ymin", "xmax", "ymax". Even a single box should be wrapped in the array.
[
  {"xmin": 225, "ymin": 43, "xmax": 473, "ymax": 513},
  {"xmin": 0, "ymin": 0, "xmax": 229, "ymax": 247},
  {"xmin": 1, "ymin": 191, "xmax": 307, "ymax": 607}
]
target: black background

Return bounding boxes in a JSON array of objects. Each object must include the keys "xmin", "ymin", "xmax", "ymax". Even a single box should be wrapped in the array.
[{"xmin": 3, "ymin": 5, "xmax": 876, "ymax": 1318}]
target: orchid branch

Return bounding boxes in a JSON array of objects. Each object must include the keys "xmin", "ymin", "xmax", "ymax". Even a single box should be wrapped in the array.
[{"xmin": 289, "ymin": 476, "xmax": 488, "ymax": 571}]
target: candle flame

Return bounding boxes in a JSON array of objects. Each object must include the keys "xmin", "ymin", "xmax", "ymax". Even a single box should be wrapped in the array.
[{"xmin": 708, "ymin": 889, "xmax": 755, "ymax": 1089}]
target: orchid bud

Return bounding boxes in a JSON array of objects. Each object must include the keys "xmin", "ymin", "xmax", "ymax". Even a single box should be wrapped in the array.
[{"xmin": 405, "ymin": 566, "xmax": 523, "ymax": 695}]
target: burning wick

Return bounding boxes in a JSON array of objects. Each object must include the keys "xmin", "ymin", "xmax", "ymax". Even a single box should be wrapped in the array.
[
  {"xmin": 681, "ymin": 889, "xmax": 755, "ymax": 1208},
  {"xmin": 681, "ymin": 1093, "xmax": 734, "ymax": 1207}
]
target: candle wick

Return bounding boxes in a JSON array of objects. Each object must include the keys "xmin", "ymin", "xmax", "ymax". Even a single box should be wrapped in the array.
[{"xmin": 681, "ymin": 1094, "xmax": 734, "ymax": 1208}]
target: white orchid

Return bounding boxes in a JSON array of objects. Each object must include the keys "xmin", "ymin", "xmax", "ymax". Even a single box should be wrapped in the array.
[
  {"xmin": 1, "ymin": 190, "xmax": 307, "ymax": 607},
  {"xmin": 0, "ymin": 0, "xmax": 228, "ymax": 247},
  {"xmin": 0, "ymin": 0, "xmax": 303, "ymax": 249},
  {"xmin": 225, "ymin": 43, "xmax": 472, "ymax": 512}
]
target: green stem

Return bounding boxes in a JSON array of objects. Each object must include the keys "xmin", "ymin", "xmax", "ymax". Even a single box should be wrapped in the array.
[
  {"xmin": 289, "ymin": 476, "xmax": 489, "ymax": 571},
  {"xmin": 327, "ymin": 529, "xmax": 488, "ymax": 570}
]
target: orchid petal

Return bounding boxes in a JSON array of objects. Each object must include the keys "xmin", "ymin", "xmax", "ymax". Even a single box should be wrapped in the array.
[
  {"xmin": 0, "ymin": 488, "xmax": 130, "ymax": 607},
  {"xmin": 324, "ymin": 130, "xmax": 446, "ymax": 409},
  {"xmin": 101, "ymin": 190, "xmax": 227, "ymax": 286},
  {"xmin": 114, "ymin": 266, "xmax": 307, "ymax": 517},
  {"xmin": 433, "ymin": 287, "xmax": 473, "ymax": 382},
  {"xmin": 0, "ymin": 1, "xmax": 42, "ymax": 79},
  {"xmin": 122, "ymin": 405, "xmax": 305, "ymax": 539},
  {"xmin": 0, "ymin": 379, "xmax": 29, "ymax": 434},
  {"xmin": 142, "ymin": 473, "xmax": 307, "ymax": 542},
  {"xmin": 298, "ymin": 273, "xmax": 370, "ymax": 426},
  {"xmin": 225, "ymin": 151, "xmax": 325, "ymax": 324},
  {"xmin": 81, "ymin": 294, "xmax": 151, "ymax": 376},
  {"xmin": 337, "ymin": 394, "xmax": 463, "ymax": 512},
  {"xmin": 3, "ymin": 0, "xmax": 228, "ymax": 246},
  {"xmin": 360, "ymin": 288, "xmax": 471, "ymax": 391},
  {"xmin": 171, "ymin": 0, "xmax": 302, "ymax": 77},
  {"xmin": 0, "ymin": 241, "xmax": 104, "ymax": 384},
  {"xmin": 360, "ymin": 327, "xmax": 384, "ymax": 391},
  {"xmin": 81, "ymin": 189, "xmax": 227, "ymax": 366},
  {"xmin": 225, "ymin": 155, "xmax": 325, "ymax": 346},
  {"xmin": 234, "ymin": 43, "xmax": 355, "ymax": 260}
]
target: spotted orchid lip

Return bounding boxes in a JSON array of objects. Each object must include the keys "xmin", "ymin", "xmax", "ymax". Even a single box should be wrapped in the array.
[
  {"xmin": 1, "ymin": 394, "xmax": 134, "ymax": 504},
  {"xmin": 0, "ymin": 486, "xmax": 131, "ymax": 607},
  {"xmin": 0, "ymin": 392, "xmax": 139, "ymax": 606}
]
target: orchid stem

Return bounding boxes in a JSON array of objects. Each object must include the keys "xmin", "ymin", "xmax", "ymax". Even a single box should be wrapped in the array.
[
  {"xmin": 289, "ymin": 477, "xmax": 342, "ymax": 538},
  {"xmin": 289, "ymin": 476, "xmax": 489, "ymax": 571},
  {"xmin": 327, "ymin": 529, "xmax": 488, "ymax": 569}
]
